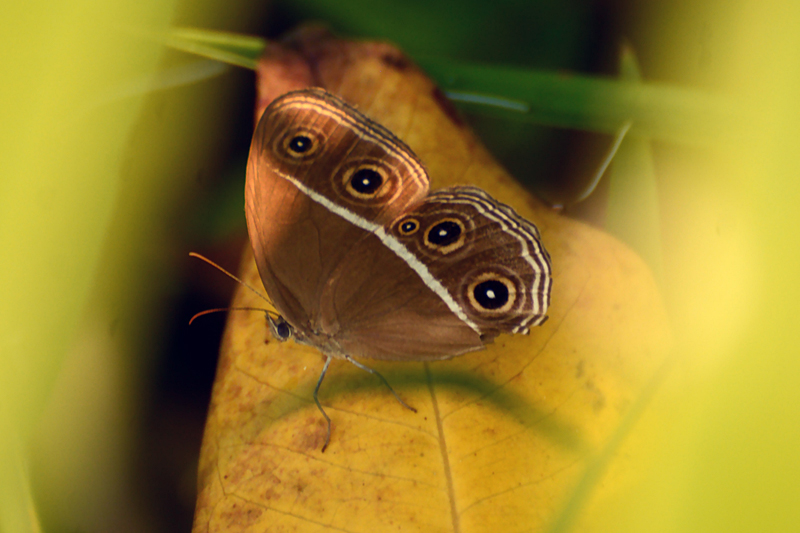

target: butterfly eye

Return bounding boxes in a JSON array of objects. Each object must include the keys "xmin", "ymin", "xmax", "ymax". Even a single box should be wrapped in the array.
[
  {"xmin": 398, "ymin": 218, "xmax": 419, "ymax": 235},
  {"xmin": 268, "ymin": 316, "xmax": 294, "ymax": 341},
  {"xmin": 350, "ymin": 168, "xmax": 383, "ymax": 194},
  {"xmin": 277, "ymin": 129, "xmax": 323, "ymax": 160},
  {"xmin": 465, "ymin": 273, "xmax": 517, "ymax": 314},
  {"xmin": 472, "ymin": 279, "xmax": 510, "ymax": 310},
  {"xmin": 427, "ymin": 220, "xmax": 461, "ymax": 246},
  {"xmin": 423, "ymin": 218, "xmax": 466, "ymax": 253},
  {"xmin": 342, "ymin": 164, "xmax": 389, "ymax": 199},
  {"xmin": 288, "ymin": 135, "xmax": 313, "ymax": 154},
  {"xmin": 276, "ymin": 321, "xmax": 292, "ymax": 339}
]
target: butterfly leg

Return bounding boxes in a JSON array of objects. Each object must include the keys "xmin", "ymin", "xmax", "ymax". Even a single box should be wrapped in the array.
[
  {"xmin": 314, "ymin": 355, "xmax": 333, "ymax": 452},
  {"xmin": 344, "ymin": 356, "xmax": 417, "ymax": 414}
]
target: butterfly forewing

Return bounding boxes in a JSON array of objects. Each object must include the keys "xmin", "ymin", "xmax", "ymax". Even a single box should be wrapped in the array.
[
  {"xmin": 255, "ymin": 88, "xmax": 429, "ymax": 225},
  {"xmin": 246, "ymin": 89, "xmax": 431, "ymax": 336}
]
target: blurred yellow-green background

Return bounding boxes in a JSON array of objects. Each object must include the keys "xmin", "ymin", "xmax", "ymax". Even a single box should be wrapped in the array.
[{"xmin": 1, "ymin": 0, "xmax": 798, "ymax": 531}]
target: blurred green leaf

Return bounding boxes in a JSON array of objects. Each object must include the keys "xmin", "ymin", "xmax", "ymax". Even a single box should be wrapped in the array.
[
  {"xmin": 605, "ymin": 45, "xmax": 664, "ymax": 281},
  {"xmin": 167, "ymin": 28, "xmax": 265, "ymax": 70},
  {"xmin": 167, "ymin": 27, "xmax": 749, "ymax": 147},
  {"xmin": 416, "ymin": 56, "xmax": 747, "ymax": 146}
]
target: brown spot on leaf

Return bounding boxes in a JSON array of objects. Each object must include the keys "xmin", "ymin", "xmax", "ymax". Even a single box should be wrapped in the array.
[
  {"xmin": 584, "ymin": 379, "xmax": 607, "ymax": 413},
  {"xmin": 216, "ymin": 500, "xmax": 264, "ymax": 530},
  {"xmin": 295, "ymin": 415, "xmax": 329, "ymax": 451}
]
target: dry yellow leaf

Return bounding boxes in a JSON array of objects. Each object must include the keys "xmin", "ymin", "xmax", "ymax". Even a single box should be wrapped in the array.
[{"xmin": 192, "ymin": 26, "xmax": 671, "ymax": 533}]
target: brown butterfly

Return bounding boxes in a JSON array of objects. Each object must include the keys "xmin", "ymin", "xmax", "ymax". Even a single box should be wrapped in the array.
[{"xmin": 244, "ymin": 88, "xmax": 552, "ymax": 450}]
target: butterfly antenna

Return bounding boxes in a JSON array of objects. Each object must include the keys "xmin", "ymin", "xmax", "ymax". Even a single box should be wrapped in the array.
[
  {"xmin": 188, "ymin": 306, "xmax": 278, "ymax": 325},
  {"xmin": 314, "ymin": 356, "xmax": 333, "ymax": 452},
  {"xmin": 345, "ymin": 356, "xmax": 417, "ymax": 413},
  {"xmin": 189, "ymin": 252, "xmax": 272, "ymax": 305}
]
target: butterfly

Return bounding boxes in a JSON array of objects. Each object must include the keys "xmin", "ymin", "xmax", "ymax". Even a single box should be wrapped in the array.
[{"xmin": 244, "ymin": 88, "xmax": 552, "ymax": 449}]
